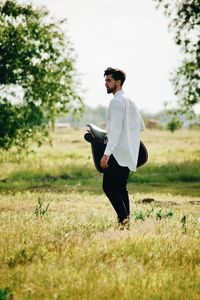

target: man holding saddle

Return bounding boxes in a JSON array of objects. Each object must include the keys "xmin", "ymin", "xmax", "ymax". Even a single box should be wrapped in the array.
[{"xmin": 100, "ymin": 67, "xmax": 145, "ymax": 230}]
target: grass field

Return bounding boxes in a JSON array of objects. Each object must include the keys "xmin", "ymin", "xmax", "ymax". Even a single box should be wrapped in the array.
[{"xmin": 0, "ymin": 128, "xmax": 200, "ymax": 300}]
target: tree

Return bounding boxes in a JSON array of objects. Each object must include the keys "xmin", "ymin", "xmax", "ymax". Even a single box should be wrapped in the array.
[
  {"xmin": 153, "ymin": 0, "xmax": 200, "ymax": 116},
  {"xmin": 0, "ymin": 0, "xmax": 83, "ymax": 151},
  {"xmin": 166, "ymin": 117, "xmax": 182, "ymax": 132}
]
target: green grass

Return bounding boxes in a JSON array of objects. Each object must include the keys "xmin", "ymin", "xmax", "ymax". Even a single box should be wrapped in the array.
[
  {"xmin": 0, "ymin": 128, "xmax": 199, "ymax": 196},
  {"xmin": 0, "ymin": 128, "xmax": 200, "ymax": 299}
]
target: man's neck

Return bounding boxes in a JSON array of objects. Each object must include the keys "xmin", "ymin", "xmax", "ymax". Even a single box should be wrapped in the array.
[{"xmin": 113, "ymin": 87, "xmax": 122, "ymax": 95}]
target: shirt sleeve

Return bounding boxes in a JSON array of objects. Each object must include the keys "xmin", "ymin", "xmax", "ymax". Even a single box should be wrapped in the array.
[
  {"xmin": 140, "ymin": 115, "xmax": 145, "ymax": 131},
  {"xmin": 104, "ymin": 100, "xmax": 124, "ymax": 156}
]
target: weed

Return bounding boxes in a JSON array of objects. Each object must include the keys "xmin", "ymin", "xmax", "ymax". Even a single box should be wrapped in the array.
[
  {"xmin": 134, "ymin": 210, "xmax": 145, "ymax": 221},
  {"xmin": 134, "ymin": 208, "xmax": 154, "ymax": 220},
  {"xmin": 133, "ymin": 208, "xmax": 174, "ymax": 221},
  {"xmin": 34, "ymin": 197, "xmax": 49, "ymax": 217},
  {"xmin": 0, "ymin": 288, "xmax": 14, "ymax": 300},
  {"xmin": 156, "ymin": 209, "xmax": 174, "ymax": 220},
  {"xmin": 7, "ymin": 248, "xmax": 33, "ymax": 268},
  {"xmin": 181, "ymin": 215, "xmax": 187, "ymax": 234},
  {"xmin": 0, "ymin": 288, "xmax": 8, "ymax": 300},
  {"xmin": 156, "ymin": 209, "xmax": 162, "ymax": 220},
  {"xmin": 146, "ymin": 208, "xmax": 154, "ymax": 218}
]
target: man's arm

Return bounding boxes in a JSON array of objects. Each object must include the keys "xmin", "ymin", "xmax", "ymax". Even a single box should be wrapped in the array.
[{"xmin": 100, "ymin": 100, "xmax": 123, "ymax": 169}]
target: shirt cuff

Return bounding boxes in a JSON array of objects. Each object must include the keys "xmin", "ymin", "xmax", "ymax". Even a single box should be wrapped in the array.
[{"xmin": 104, "ymin": 149, "xmax": 112, "ymax": 156}]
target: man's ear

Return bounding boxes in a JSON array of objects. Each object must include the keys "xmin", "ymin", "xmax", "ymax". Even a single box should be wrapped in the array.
[{"xmin": 116, "ymin": 80, "xmax": 121, "ymax": 87}]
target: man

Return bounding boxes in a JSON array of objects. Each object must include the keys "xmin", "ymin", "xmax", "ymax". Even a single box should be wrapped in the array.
[{"xmin": 100, "ymin": 67, "xmax": 145, "ymax": 230}]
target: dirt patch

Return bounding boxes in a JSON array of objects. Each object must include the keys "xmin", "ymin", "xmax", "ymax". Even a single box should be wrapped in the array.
[
  {"xmin": 137, "ymin": 198, "xmax": 178, "ymax": 206},
  {"xmin": 189, "ymin": 201, "xmax": 200, "ymax": 205}
]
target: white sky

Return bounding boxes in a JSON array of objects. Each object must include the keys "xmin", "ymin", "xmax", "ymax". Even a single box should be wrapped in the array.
[{"xmin": 31, "ymin": 0, "xmax": 181, "ymax": 113}]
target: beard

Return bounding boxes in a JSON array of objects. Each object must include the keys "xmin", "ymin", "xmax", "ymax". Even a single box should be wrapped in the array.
[
  {"xmin": 106, "ymin": 89, "xmax": 113, "ymax": 94},
  {"xmin": 106, "ymin": 86, "xmax": 116, "ymax": 94}
]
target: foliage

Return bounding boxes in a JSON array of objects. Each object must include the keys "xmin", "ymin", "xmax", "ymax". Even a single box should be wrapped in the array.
[
  {"xmin": 0, "ymin": 0, "xmax": 83, "ymax": 151},
  {"xmin": 166, "ymin": 116, "xmax": 182, "ymax": 132},
  {"xmin": 153, "ymin": 0, "xmax": 200, "ymax": 114},
  {"xmin": 0, "ymin": 288, "xmax": 14, "ymax": 300},
  {"xmin": 151, "ymin": 108, "xmax": 200, "ymax": 128},
  {"xmin": 0, "ymin": 288, "xmax": 8, "ymax": 300},
  {"xmin": 133, "ymin": 208, "xmax": 174, "ymax": 221}
]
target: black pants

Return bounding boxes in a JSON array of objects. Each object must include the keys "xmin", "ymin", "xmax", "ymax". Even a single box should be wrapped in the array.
[{"xmin": 102, "ymin": 155, "xmax": 130, "ymax": 223}]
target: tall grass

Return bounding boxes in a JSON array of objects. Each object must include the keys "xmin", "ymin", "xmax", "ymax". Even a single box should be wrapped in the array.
[
  {"xmin": 0, "ymin": 128, "xmax": 200, "ymax": 299},
  {"xmin": 0, "ymin": 191, "xmax": 200, "ymax": 299}
]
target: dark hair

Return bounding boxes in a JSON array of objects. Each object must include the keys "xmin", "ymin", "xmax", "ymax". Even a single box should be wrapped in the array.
[{"xmin": 104, "ymin": 67, "xmax": 126, "ymax": 86}]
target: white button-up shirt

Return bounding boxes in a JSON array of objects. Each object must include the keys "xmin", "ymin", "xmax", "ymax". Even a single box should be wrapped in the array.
[{"xmin": 104, "ymin": 90, "xmax": 145, "ymax": 171}]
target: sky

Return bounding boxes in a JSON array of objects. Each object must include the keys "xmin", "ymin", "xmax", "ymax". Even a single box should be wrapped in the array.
[{"xmin": 31, "ymin": 0, "xmax": 181, "ymax": 113}]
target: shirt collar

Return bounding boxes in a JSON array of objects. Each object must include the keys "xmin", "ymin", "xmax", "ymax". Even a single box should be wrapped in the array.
[{"xmin": 114, "ymin": 90, "xmax": 124, "ymax": 97}]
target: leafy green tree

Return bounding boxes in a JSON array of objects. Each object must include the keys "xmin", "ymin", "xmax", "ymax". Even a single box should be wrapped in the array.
[
  {"xmin": 166, "ymin": 117, "xmax": 182, "ymax": 132},
  {"xmin": 153, "ymin": 0, "xmax": 200, "ymax": 115},
  {"xmin": 0, "ymin": 0, "xmax": 83, "ymax": 151}
]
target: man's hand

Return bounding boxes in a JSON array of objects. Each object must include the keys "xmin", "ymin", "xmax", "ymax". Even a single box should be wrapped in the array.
[{"xmin": 100, "ymin": 154, "xmax": 110, "ymax": 169}]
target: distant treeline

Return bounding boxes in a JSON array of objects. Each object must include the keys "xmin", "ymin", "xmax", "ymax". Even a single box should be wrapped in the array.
[
  {"xmin": 58, "ymin": 105, "xmax": 107, "ymax": 128},
  {"xmin": 57, "ymin": 105, "xmax": 200, "ymax": 129}
]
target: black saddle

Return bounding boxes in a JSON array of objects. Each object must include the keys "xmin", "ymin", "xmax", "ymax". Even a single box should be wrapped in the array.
[{"xmin": 84, "ymin": 123, "xmax": 148, "ymax": 173}]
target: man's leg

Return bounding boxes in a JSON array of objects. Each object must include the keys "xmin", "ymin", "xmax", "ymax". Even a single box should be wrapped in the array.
[
  {"xmin": 102, "ymin": 155, "xmax": 130, "ymax": 223},
  {"xmin": 119, "ymin": 170, "xmax": 130, "ymax": 217}
]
